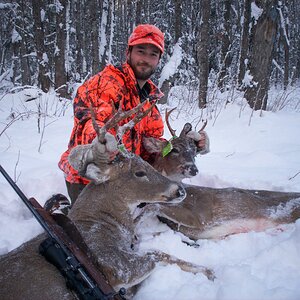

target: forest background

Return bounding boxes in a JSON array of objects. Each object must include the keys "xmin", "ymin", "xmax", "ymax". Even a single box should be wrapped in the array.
[{"xmin": 1, "ymin": 0, "xmax": 299, "ymax": 110}]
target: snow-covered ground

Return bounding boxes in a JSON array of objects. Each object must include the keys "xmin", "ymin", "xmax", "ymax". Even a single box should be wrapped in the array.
[{"xmin": 0, "ymin": 86, "xmax": 300, "ymax": 300}]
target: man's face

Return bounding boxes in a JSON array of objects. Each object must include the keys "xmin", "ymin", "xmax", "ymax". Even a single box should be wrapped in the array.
[{"xmin": 127, "ymin": 44, "xmax": 161, "ymax": 81}]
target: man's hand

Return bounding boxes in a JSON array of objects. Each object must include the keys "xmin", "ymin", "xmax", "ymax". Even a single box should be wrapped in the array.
[
  {"xmin": 91, "ymin": 132, "xmax": 119, "ymax": 164},
  {"xmin": 68, "ymin": 132, "xmax": 119, "ymax": 184},
  {"xmin": 186, "ymin": 130, "xmax": 210, "ymax": 155}
]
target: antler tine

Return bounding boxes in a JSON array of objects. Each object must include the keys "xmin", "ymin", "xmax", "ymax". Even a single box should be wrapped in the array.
[
  {"xmin": 103, "ymin": 102, "xmax": 144, "ymax": 131},
  {"xmin": 165, "ymin": 107, "xmax": 177, "ymax": 137},
  {"xmin": 91, "ymin": 100, "xmax": 152, "ymax": 145},
  {"xmin": 117, "ymin": 101, "xmax": 156, "ymax": 140},
  {"xmin": 90, "ymin": 105, "xmax": 102, "ymax": 138},
  {"xmin": 90, "ymin": 101, "xmax": 132, "ymax": 144},
  {"xmin": 199, "ymin": 120, "xmax": 208, "ymax": 132}
]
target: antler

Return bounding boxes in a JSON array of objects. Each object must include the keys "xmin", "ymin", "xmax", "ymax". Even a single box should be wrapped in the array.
[
  {"xmin": 90, "ymin": 100, "xmax": 155, "ymax": 144},
  {"xmin": 117, "ymin": 101, "xmax": 155, "ymax": 140},
  {"xmin": 199, "ymin": 120, "xmax": 207, "ymax": 132},
  {"xmin": 165, "ymin": 108, "xmax": 177, "ymax": 137}
]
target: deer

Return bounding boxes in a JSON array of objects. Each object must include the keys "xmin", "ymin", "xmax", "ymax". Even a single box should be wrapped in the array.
[
  {"xmin": 139, "ymin": 108, "xmax": 300, "ymax": 240},
  {"xmin": 0, "ymin": 102, "xmax": 214, "ymax": 300},
  {"xmin": 142, "ymin": 108, "xmax": 201, "ymax": 182}
]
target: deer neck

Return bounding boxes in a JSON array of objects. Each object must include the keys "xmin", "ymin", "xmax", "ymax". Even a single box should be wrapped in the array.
[
  {"xmin": 151, "ymin": 155, "xmax": 168, "ymax": 177},
  {"xmin": 70, "ymin": 182, "xmax": 137, "ymax": 234}
]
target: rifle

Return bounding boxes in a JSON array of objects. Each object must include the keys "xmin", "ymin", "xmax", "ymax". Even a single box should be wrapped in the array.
[{"xmin": 0, "ymin": 164, "xmax": 126, "ymax": 300}]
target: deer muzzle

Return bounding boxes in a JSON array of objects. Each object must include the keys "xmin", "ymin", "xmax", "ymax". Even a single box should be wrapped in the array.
[{"xmin": 164, "ymin": 184, "xmax": 186, "ymax": 204}]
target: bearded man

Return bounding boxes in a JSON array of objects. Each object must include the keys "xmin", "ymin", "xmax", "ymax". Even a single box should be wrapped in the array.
[{"xmin": 58, "ymin": 24, "xmax": 209, "ymax": 205}]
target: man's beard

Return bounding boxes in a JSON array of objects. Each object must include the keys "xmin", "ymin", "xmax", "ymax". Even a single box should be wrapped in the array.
[{"xmin": 128, "ymin": 60, "xmax": 156, "ymax": 81}]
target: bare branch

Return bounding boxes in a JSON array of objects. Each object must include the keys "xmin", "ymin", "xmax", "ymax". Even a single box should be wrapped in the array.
[{"xmin": 288, "ymin": 171, "xmax": 300, "ymax": 181}]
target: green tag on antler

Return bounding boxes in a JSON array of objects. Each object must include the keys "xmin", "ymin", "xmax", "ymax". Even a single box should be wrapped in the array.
[
  {"xmin": 162, "ymin": 141, "xmax": 173, "ymax": 157},
  {"xmin": 118, "ymin": 144, "xmax": 126, "ymax": 153},
  {"xmin": 162, "ymin": 136, "xmax": 177, "ymax": 157}
]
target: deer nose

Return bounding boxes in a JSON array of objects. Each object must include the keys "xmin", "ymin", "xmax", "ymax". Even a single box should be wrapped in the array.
[
  {"xmin": 184, "ymin": 164, "xmax": 198, "ymax": 177},
  {"xmin": 175, "ymin": 185, "xmax": 186, "ymax": 203},
  {"xmin": 177, "ymin": 185, "xmax": 186, "ymax": 197}
]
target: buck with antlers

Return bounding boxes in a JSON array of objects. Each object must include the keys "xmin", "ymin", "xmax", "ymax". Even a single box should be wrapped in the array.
[
  {"xmin": 0, "ymin": 103, "xmax": 214, "ymax": 300},
  {"xmin": 142, "ymin": 108, "xmax": 208, "ymax": 181},
  {"xmin": 140, "ymin": 108, "xmax": 300, "ymax": 240}
]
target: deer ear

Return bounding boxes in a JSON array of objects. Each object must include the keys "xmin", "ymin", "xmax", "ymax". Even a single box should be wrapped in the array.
[
  {"xmin": 143, "ymin": 137, "xmax": 168, "ymax": 153},
  {"xmin": 68, "ymin": 144, "xmax": 93, "ymax": 173},
  {"xmin": 179, "ymin": 123, "xmax": 192, "ymax": 137},
  {"xmin": 84, "ymin": 163, "xmax": 110, "ymax": 185}
]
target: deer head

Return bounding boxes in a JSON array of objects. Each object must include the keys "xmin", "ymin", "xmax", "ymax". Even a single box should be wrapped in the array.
[{"xmin": 143, "ymin": 108, "xmax": 203, "ymax": 181}]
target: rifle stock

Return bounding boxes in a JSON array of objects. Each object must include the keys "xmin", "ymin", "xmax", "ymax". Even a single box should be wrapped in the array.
[{"xmin": 0, "ymin": 165, "xmax": 125, "ymax": 300}]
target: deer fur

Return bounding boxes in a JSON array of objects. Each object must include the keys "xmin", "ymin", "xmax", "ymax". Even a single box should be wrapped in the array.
[{"xmin": 144, "ymin": 185, "xmax": 300, "ymax": 240}]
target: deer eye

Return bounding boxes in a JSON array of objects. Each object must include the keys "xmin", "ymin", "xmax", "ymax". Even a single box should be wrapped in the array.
[
  {"xmin": 171, "ymin": 148, "xmax": 180, "ymax": 154},
  {"xmin": 135, "ymin": 171, "xmax": 147, "ymax": 177}
]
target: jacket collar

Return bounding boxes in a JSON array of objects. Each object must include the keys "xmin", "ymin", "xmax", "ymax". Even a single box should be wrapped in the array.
[{"xmin": 121, "ymin": 63, "xmax": 164, "ymax": 102}]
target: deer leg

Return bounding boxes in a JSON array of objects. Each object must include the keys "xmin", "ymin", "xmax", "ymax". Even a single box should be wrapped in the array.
[{"xmin": 150, "ymin": 251, "xmax": 215, "ymax": 281}]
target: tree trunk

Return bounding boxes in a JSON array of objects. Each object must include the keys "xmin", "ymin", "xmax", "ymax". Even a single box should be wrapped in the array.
[
  {"xmin": 54, "ymin": 0, "xmax": 68, "ymax": 97},
  {"xmin": 107, "ymin": 1, "xmax": 115, "ymax": 64},
  {"xmin": 20, "ymin": 40, "xmax": 31, "ymax": 85},
  {"xmin": 136, "ymin": 0, "xmax": 142, "ymax": 24},
  {"xmin": 244, "ymin": 1, "xmax": 279, "ymax": 110},
  {"xmin": 290, "ymin": 0, "xmax": 300, "ymax": 84},
  {"xmin": 197, "ymin": 0, "xmax": 210, "ymax": 108},
  {"xmin": 278, "ymin": 2, "xmax": 289, "ymax": 89},
  {"xmin": 238, "ymin": 0, "xmax": 251, "ymax": 87},
  {"xmin": 218, "ymin": 0, "xmax": 232, "ymax": 90},
  {"xmin": 32, "ymin": 0, "xmax": 51, "ymax": 92},
  {"xmin": 99, "ymin": 0, "xmax": 110, "ymax": 70},
  {"xmin": 174, "ymin": 0, "xmax": 182, "ymax": 43},
  {"xmin": 75, "ymin": 0, "xmax": 83, "ymax": 80},
  {"xmin": 19, "ymin": 0, "xmax": 31, "ymax": 86},
  {"xmin": 12, "ymin": 40, "xmax": 19, "ymax": 84},
  {"xmin": 282, "ymin": 32, "xmax": 289, "ymax": 89},
  {"xmin": 90, "ymin": 0, "xmax": 100, "ymax": 74},
  {"xmin": 159, "ymin": 0, "xmax": 182, "ymax": 104}
]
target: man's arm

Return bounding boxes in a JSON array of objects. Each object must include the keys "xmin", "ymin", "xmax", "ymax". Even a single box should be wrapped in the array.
[{"xmin": 73, "ymin": 72, "xmax": 124, "ymax": 145}]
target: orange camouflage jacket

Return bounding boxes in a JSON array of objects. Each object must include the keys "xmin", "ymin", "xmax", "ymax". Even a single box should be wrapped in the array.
[{"xmin": 58, "ymin": 63, "xmax": 164, "ymax": 184}]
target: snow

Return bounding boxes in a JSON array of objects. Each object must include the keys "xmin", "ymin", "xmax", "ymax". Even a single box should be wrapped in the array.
[
  {"xmin": 251, "ymin": 2, "xmax": 263, "ymax": 22},
  {"xmin": 159, "ymin": 41, "xmax": 183, "ymax": 88},
  {"xmin": 11, "ymin": 28, "xmax": 22, "ymax": 43},
  {"xmin": 242, "ymin": 69, "xmax": 256, "ymax": 88},
  {"xmin": 1, "ymin": 85, "xmax": 300, "ymax": 300}
]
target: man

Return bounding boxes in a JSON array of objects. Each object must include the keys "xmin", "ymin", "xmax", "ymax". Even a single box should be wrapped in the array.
[{"xmin": 58, "ymin": 24, "xmax": 209, "ymax": 205}]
